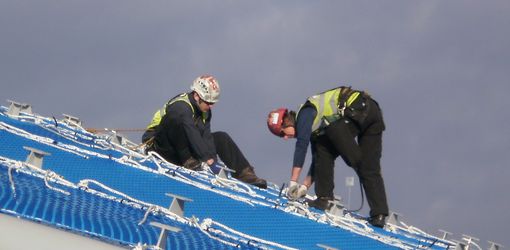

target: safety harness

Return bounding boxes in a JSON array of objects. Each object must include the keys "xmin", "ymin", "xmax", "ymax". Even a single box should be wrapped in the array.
[
  {"xmin": 301, "ymin": 86, "xmax": 368, "ymax": 135},
  {"xmin": 142, "ymin": 93, "xmax": 207, "ymax": 148}
]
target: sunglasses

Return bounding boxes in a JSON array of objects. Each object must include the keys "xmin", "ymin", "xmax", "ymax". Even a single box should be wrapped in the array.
[{"xmin": 199, "ymin": 98, "xmax": 215, "ymax": 106}]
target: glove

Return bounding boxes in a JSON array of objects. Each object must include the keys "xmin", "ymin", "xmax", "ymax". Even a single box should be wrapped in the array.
[
  {"xmin": 209, "ymin": 161, "xmax": 222, "ymax": 175},
  {"xmin": 286, "ymin": 181, "xmax": 308, "ymax": 200},
  {"xmin": 287, "ymin": 180, "xmax": 299, "ymax": 195}
]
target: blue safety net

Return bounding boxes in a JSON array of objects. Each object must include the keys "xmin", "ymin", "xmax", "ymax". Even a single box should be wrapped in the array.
[{"xmin": 0, "ymin": 108, "xmax": 454, "ymax": 250}]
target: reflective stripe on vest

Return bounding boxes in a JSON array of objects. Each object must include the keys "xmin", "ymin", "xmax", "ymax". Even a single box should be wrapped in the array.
[
  {"xmin": 306, "ymin": 88, "xmax": 342, "ymax": 132},
  {"xmin": 346, "ymin": 91, "xmax": 360, "ymax": 107},
  {"xmin": 298, "ymin": 87, "xmax": 362, "ymax": 133},
  {"xmin": 146, "ymin": 93, "xmax": 195, "ymax": 129}
]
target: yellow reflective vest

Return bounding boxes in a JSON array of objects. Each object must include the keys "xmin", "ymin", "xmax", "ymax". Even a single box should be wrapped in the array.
[
  {"xmin": 146, "ymin": 93, "xmax": 204, "ymax": 130},
  {"xmin": 299, "ymin": 87, "xmax": 362, "ymax": 133}
]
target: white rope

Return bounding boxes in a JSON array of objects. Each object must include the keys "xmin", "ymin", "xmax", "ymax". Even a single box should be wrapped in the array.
[
  {"xmin": 138, "ymin": 205, "xmax": 157, "ymax": 226},
  {"xmin": 144, "ymin": 151, "xmax": 275, "ymax": 208},
  {"xmin": 44, "ymin": 171, "xmax": 70, "ymax": 196},
  {"xmin": 325, "ymin": 212, "xmax": 372, "ymax": 233},
  {"xmin": 122, "ymin": 152, "xmax": 262, "ymax": 208},
  {"xmin": 322, "ymin": 212, "xmax": 414, "ymax": 249},
  {"xmin": 190, "ymin": 218, "xmax": 241, "ymax": 248},
  {"xmin": 461, "ymin": 236, "xmax": 482, "ymax": 250},
  {"xmin": 282, "ymin": 200, "xmax": 416, "ymax": 250},
  {"xmin": 7, "ymin": 165, "xmax": 16, "ymax": 197},
  {"xmin": 105, "ymin": 138, "xmax": 144, "ymax": 157},
  {"xmin": 211, "ymin": 177, "xmax": 256, "ymax": 196},
  {"xmin": 1, "ymin": 107, "xmax": 460, "ymax": 250},
  {"xmin": 1, "ymin": 156, "xmax": 73, "ymax": 196},
  {"xmin": 283, "ymin": 201, "xmax": 317, "ymax": 219},
  {"xmin": 41, "ymin": 124, "xmax": 112, "ymax": 151},
  {"xmin": 0, "ymin": 155, "xmax": 259, "ymax": 249},
  {"xmin": 203, "ymin": 218, "xmax": 298, "ymax": 250},
  {"xmin": 391, "ymin": 220, "xmax": 455, "ymax": 248},
  {"xmin": 119, "ymin": 155, "xmax": 145, "ymax": 168},
  {"xmin": 0, "ymin": 122, "xmax": 90, "ymax": 159},
  {"xmin": 2, "ymin": 109, "xmax": 112, "ymax": 152},
  {"xmin": 78, "ymin": 179, "xmax": 153, "ymax": 208}
]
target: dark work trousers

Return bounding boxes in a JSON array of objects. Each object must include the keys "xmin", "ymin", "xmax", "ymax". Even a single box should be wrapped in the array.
[
  {"xmin": 153, "ymin": 122, "xmax": 250, "ymax": 176},
  {"xmin": 313, "ymin": 100, "xmax": 389, "ymax": 217},
  {"xmin": 212, "ymin": 131, "xmax": 251, "ymax": 177}
]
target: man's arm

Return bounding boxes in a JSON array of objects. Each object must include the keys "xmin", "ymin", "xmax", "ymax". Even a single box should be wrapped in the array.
[
  {"xmin": 291, "ymin": 107, "xmax": 316, "ymax": 177},
  {"xmin": 167, "ymin": 102, "xmax": 216, "ymax": 162}
]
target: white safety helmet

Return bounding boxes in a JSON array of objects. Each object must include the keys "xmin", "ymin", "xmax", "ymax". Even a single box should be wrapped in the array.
[{"xmin": 190, "ymin": 75, "xmax": 220, "ymax": 103}]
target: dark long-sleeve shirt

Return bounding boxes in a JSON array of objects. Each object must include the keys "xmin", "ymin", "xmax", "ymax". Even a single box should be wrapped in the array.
[
  {"xmin": 292, "ymin": 106, "xmax": 317, "ymax": 168},
  {"xmin": 164, "ymin": 93, "xmax": 216, "ymax": 161}
]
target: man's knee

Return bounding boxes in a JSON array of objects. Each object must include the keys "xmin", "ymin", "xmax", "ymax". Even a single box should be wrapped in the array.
[
  {"xmin": 212, "ymin": 131, "xmax": 231, "ymax": 143},
  {"xmin": 341, "ymin": 153, "xmax": 362, "ymax": 170}
]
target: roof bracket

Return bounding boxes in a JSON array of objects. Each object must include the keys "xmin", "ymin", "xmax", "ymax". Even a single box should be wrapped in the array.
[
  {"xmin": 218, "ymin": 166, "xmax": 235, "ymax": 179},
  {"xmin": 386, "ymin": 211, "xmax": 402, "ymax": 225},
  {"xmin": 150, "ymin": 221, "xmax": 181, "ymax": 250},
  {"xmin": 6, "ymin": 100, "xmax": 32, "ymax": 116},
  {"xmin": 327, "ymin": 199, "xmax": 344, "ymax": 217},
  {"xmin": 439, "ymin": 229, "xmax": 452, "ymax": 240},
  {"xmin": 62, "ymin": 114, "xmax": 82, "ymax": 127},
  {"xmin": 108, "ymin": 133, "xmax": 126, "ymax": 145},
  {"xmin": 488, "ymin": 241, "xmax": 503, "ymax": 250},
  {"xmin": 166, "ymin": 193, "xmax": 193, "ymax": 218},
  {"xmin": 23, "ymin": 146, "xmax": 51, "ymax": 169},
  {"xmin": 454, "ymin": 241, "xmax": 467, "ymax": 250}
]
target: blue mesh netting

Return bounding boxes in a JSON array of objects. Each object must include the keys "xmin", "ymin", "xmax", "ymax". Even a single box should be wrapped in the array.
[
  {"xmin": 0, "ymin": 167, "xmax": 256, "ymax": 249},
  {"xmin": 0, "ymin": 110, "xmax": 452, "ymax": 250}
]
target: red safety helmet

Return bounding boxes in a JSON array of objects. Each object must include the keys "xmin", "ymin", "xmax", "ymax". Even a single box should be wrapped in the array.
[{"xmin": 267, "ymin": 108, "xmax": 288, "ymax": 137}]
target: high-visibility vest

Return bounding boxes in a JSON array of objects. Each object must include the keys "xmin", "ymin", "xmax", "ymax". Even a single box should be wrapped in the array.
[
  {"xmin": 146, "ymin": 93, "xmax": 207, "ymax": 129},
  {"xmin": 298, "ymin": 87, "xmax": 362, "ymax": 133}
]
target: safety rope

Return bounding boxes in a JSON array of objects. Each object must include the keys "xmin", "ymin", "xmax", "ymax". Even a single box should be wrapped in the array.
[
  {"xmin": 144, "ymin": 151, "xmax": 275, "ymax": 208},
  {"xmin": 86, "ymin": 128, "xmax": 146, "ymax": 133},
  {"xmin": 0, "ymin": 122, "xmax": 411, "ymax": 250},
  {"xmin": 200, "ymin": 218, "xmax": 298, "ymax": 250},
  {"xmin": 281, "ymin": 200, "xmax": 423, "ymax": 250},
  {"xmin": 44, "ymin": 171, "xmax": 71, "ymax": 196},
  {"xmin": 7, "ymin": 164, "xmax": 17, "ymax": 197},
  {"xmin": 388, "ymin": 221, "xmax": 455, "ymax": 249},
  {"xmin": 1, "ymin": 156, "xmax": 73, "ymax": 196},
  {"xmin": 189, "ymin": 218, "xmax": 242, "ymax": 248},
  {"xmin": 78, "ymin": 179, "xmax": 155, "ymax": 210},
  {"xmin": 211, "ymin": 176, "xmax": 256, "ymax": 196},
  {"xmin": 138, "ymin": 205, "xmax": 158, "ymax": 226},
  {"xmin": 2, "ymin": 114, "xmax": 278, "ymax": 209},
  {"xmin": 0, "ymin": 122, "xmax": 91, "ymax": 159},
  {"xmin": 1, "ymin": 106, "xmax": 459, "ymax": 250}
]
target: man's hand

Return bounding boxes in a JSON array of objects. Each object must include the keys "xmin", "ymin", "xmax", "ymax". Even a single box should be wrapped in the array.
[
  {"xmin": 286, "ymin": 181, "xmax": 308, "ymax": 200},
  {"xmin": 206, "ymin": 158, "xmax": 215, "ymax": 166}
]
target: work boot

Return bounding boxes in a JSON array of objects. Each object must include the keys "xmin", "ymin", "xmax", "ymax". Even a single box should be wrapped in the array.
[
  {"xmin": 236, "ymin": 166, "xmax": 267, "ymax": 189},
  {"xmin": 368, "ymin": 214, "xmax": 386, "ymax": 228},
  {"xmin": 182, "ymin": 157, "xmax": 202, "ymax": 171},
  {"xmin": 307, "ymin": 197, "xmax": 334, "ymax": 211}
]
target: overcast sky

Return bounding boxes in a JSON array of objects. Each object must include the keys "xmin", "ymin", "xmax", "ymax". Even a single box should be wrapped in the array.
[{"xmin": 1, "ymin": 1, "xmax": 509, "ymax": 248}]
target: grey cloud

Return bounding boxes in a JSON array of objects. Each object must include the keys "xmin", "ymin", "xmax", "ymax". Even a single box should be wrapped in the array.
[{"xmin": 1, "ymin": 0, "xmax": 509, "ymax": 247}]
